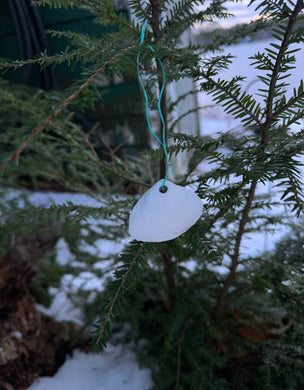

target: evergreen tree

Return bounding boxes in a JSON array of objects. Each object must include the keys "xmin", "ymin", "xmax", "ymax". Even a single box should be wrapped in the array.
[{"xmin": 1, "ymin": 0, "xmax": 304, "ymax": 389}]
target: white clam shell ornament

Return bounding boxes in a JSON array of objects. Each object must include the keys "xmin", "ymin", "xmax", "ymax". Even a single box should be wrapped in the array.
[{"xmin": 129, "ymin": 179, "xmax": 203, "ymax": 242}]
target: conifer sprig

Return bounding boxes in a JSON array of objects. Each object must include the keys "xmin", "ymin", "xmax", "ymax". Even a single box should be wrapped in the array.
[
  {"xmin": 250, "ymin": 0, "xmax": 294, "ymax": 20},
  {"xmin": 0, "ymin": 44, "xmax": 139, "ymax": 174},
  {"xmin": 82, "ymin": 130, "xmax": 151, "ymax": 188},
  {"xmin": 92, "ymin": 241, "xmax": 147, "ymax": 349},
  {"xmin": 200, "ymin": 73, "xmax": 263, "ymax": 127},
  {"xmin": 262, "ymin": 0, "xmax": 304, "ymax": 143},
  {"xmin": 273, "ymin": 80, "xmax": 304, "ymax": 125},
  {"xmin": 0, "ymin": 49, "xmax": 92, "ymax": 73},
  {"xmin": 212, "ymin": 180, "xmax": 258, "ymax": 320}
]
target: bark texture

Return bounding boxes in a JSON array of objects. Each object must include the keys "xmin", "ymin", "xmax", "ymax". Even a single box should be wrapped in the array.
[{"xmin": 0, "ymin": 230, "xmax": 82, "ymax": 390}]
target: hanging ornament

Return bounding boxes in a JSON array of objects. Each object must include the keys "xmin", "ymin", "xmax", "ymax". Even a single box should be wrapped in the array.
[
  {"xmin": 129, "ymin": 20, "xmax": 202, "ymax": 242},
  {"xmin": 129, "ymin": 179, "xmax": 202, "ymax": 242}
]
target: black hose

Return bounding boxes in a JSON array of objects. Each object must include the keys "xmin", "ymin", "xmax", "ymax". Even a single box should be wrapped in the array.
[
  {"xmin": 8, "ymin": 0, "xmax": 57, "ymax": 89},
  {"xmin": 28, "ymin": 0, "xmax": 57, "ymax": 89},
  {"xmin": 8, "ymin": 0, "xmax": 33, "ymax": 83},
  {"xmin": 18, "ymin": 0, "xmax": 51, "ymax": 90},
  {"xmin": 13, "ymin": 0, "xmax": 33, "ymax": 60},
  {"xmin": 7, "ymin": 1, "xmax": 25, "ymax": 60}
]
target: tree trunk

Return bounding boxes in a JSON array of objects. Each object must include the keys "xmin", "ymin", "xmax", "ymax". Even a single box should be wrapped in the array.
[{"xmin": 0, "ymin": 230, "xmax": 81, "ymax": 390}]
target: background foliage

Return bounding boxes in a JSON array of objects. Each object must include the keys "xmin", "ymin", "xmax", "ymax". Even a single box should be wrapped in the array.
[{"xmin": 1, "ymin": 0, "xmax": 304, "ymax": 389}]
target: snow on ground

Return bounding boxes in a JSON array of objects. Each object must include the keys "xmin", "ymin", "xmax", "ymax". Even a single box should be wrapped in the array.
[
  {"xmin": 27, "ymin": 344, "xmax": 152, "ymax": 390},
  {"xmin": 8, "ymin": 189, "xmax": 153, "ymax": 390},
  {"xmin": 29, "ymin": 191, "xmax": 104, "ymax": 209},
  {"xmin": 36, "ymin": 291, "xmax": 85, "ymax": 326}
]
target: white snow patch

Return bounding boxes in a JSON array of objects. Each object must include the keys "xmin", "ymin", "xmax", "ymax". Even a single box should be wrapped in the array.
[
  {"xmin": 80, "ymin": 217, "xmax": 121, "ymax": 233},
  {"xmin": 95, "ymin": 239, "xmax": 125, "ymax": 257},
  {"xmin": 99, "ymin": 219, "xmax": 121, "ymax": 226},
  {"xmin": 207, "ymin": 264, "xmax": 230, "ymax": 275},
  {"xmin": 80, "ymin": 228, "xmax": 90, "ymax": 237},
  {"xmin": 85, "ymin": 223, "xmax": 103, "ymax": 234},
  {"xmin": 78, "ymin": 240, "xmax": 98, "ymax": 256},
  {"xmin": 29, "ymin": 192, "xmax": 104, "ymax": 208},
  {"xmin": 1, "ymin": 189, "xmax": 26, "ymax": 208},
  {"xmin": 55, "ymin": 238, "xmax": 75, "ymax": 266},
  {"xmin": 10, "ymin": 331, "xmax": 22, "ymax": 339},
  {"xmin": 61, "ymin": 272, "xmax": 106, "ymax": 293},
  {"xmin": 79, "ymin": 237, "xmax": 126, "ymax": 259},
  {"xmin": 48, "ymin": 287, "xmax": 58, "ymax": 296},
  {"xmin": 71, "ymin": 260, "xmax": 86, "ymax": 268},
  {"xmin": 26, "ymin": 345, "xmax": 152, "ymax": 390},
  {"xmin": 36, "ymin": 291, "xmax": 84, "ymax": 326},
  {"xmin": 180, "ymin": 259, "xmax": 197, "ymax": 273},
  {"xmin": 93, "ymin": 259, "xmax": 115, "ymax": 270}
]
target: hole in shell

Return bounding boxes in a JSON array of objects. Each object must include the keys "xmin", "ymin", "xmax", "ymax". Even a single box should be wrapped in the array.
[{"xmin": 159, "ymin": 185, "xmax": 168, "ymax": 193}]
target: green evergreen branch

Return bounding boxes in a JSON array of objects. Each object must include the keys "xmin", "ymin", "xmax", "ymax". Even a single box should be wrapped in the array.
[
  {"xmin": 175, "ymin": 316, "xmax": 194, "ymax": 390},
  {"xmin": 161, "ymin": 0, "xmax": 194, "ymax": 38},
  {"xmin": 135, "ymin": 0, "xmax": 153, "ymax": 22},
  {"xmin": 95, "ymin": 242, "xmax": 146, "ymax": 345},
  {"xmin": 83, "ymin": 132, "xmax": 151, "ymax": 188},
  {"xmin": 200, "ymin": 73, "xmax": 263, "ymax": 127},
  {"xmin": 273, "ymin": 89, "xmax": 304, "ymax": 122},
  {"xmin": 279, "ymin": 289, "xmax": 304, "ymax": 309},
  {"xmin": 0, "ymin": 201, "xmax": 129, "ymax": 231},
  {"xmin": 0, "ymin": 50, "xmax": 91, "ymax": 73},
  {"xmin": 91, "ymin": 0, "xmax": 139, "ymax": 35},
  {"xmin": 168, "ymin": 106, "xmax": 208, "ymax": 133},
  {"xmin": 167, "ymin": 90, "xmax": 209, "ymax": 113},
  {"xmin": 169, "ymin": 132, "xmax": 223, "ymax": 158},
  {"xmin": 0, "ymin": 44, "xmax": 138, "ymax": 175},
  {"xmin": 210, "ymin": 238, "xmax": 233, "ymax": 258},
  {"xmin": 61, "ymin": 0, "xmax": 139, "ymax": 35},
  {"xmin": 192, "ymin": 228, "xmax": 211, "ymax": 253},
  {"xmin": 284, "ymin": 160, "xmax": 304, "ymax": 216},
  {"xmin": 202, "ymin": 18, "xmax": 272, "ymax": 53},
  {"xmin": 263, "ymin": 0, "xmax": 304, "ymax": 143},
  {"xmin": 206, "ymin": 182, "xmax": 247, "ymax": 231},
  {"xmin": 252, "ymin": 0, "xmax": 292, "ymax": 19},
  {"xmin": 159, "ymin": 247, "xmax": 177, "ymax": 309},
  {"xmin": 162, "ymin": 0, "xmax": 230, "ymax": 40},
  {"xmin": 0, "ymin": 88, "xmax": 57, "ymax": 129},
  {"xmin": 212, "ymin": 180, "xmax": 257, "ymax": 320},
  {"xmin": 32, "ymin": 0, "xmax": 77, "ymax": 7},
  {"xmin": 277, "ymin": 107, "xmax": 304, "ymax": 133}
]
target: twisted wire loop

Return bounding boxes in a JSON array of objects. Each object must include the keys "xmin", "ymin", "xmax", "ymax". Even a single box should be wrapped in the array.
[{"xmin": 136, "ymin": 19, "xmax": 169, "ymax": 191}]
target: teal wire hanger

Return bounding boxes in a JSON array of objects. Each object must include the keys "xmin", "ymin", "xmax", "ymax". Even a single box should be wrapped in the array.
[{"xmin": 137, "ymin": 19, "xmax": 169, "ymax": 191}]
